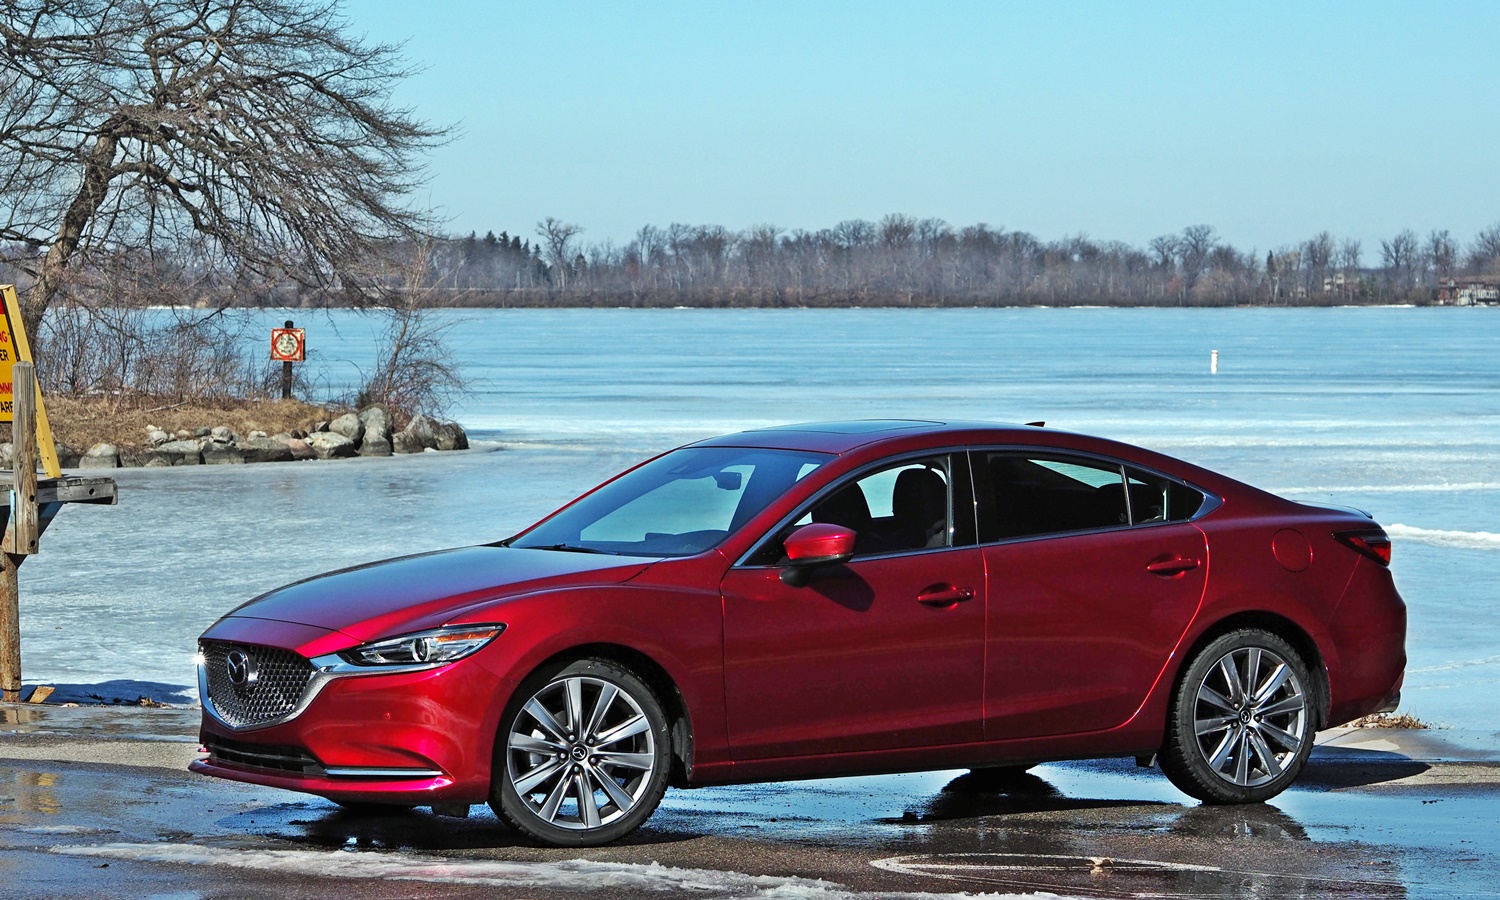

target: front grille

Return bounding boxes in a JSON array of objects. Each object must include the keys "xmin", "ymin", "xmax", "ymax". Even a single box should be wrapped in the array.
[
  {"xmin": 201, "ymin": 640, "xmax": 318, "ymax": 728},
  {"xmin": 205, "ymin": 736, "xmax": 324, "ymax": 776}
]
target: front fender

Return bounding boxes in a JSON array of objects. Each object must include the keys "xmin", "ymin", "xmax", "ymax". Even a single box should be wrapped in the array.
[{"xmin": 460, "ymin": 569, "xmax": 729, "ymax": 778}]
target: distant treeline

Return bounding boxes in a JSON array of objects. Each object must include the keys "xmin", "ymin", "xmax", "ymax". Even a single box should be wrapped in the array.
[
  {"xmin": 7, "ymin": 216, "xmax": 1500, "ymax": 309},
  {"xmin": 418, "ymin": 217, "xmax": 1500, "ymax": 308}
]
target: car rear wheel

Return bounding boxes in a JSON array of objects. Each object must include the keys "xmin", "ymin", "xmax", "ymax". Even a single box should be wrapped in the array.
[
  {"xmin": 491, "ymin": 658, "xmax": 671, "ymax": 846},
  {"xmin": 1159, "ymin": 629, "xmax": 1316, "ymax": 804}
]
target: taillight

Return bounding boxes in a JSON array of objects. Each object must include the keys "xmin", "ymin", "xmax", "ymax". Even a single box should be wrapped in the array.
[{"xmin": 1335, "ymin": 528, "xmax": 1391, "ymax": 566}]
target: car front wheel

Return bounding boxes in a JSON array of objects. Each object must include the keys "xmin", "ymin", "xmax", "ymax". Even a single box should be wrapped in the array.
[
  {"xmin": 1159, "ymin": 629, "xmax": 1317, "ymax": 804},
  {"xmin": 491, "ymin": 658, "xmax": 671, "ymax": 846}
]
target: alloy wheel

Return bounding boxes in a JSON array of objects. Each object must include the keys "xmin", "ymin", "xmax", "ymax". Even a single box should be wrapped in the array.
[
  {"xmin": 505, "ymin": 674, "xmax": 659, "ymax": 831},
  {"xmin": 1191, "ymin": 645, "xmax": 1309, "ymax": 788}
]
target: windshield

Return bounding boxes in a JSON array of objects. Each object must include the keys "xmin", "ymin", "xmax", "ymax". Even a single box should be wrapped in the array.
[{"xmin": 511, "ymin": 447, "xmax": 830, "ymax": 557}]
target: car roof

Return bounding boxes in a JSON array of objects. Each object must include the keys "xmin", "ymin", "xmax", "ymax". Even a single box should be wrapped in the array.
[
  {"xmin": 690, "ymin": 419, "xmax": 1046, "ymax": 454},
  {"xmin": 686, "ymin": 419, "xmax": 1265, "ymax": 507}
]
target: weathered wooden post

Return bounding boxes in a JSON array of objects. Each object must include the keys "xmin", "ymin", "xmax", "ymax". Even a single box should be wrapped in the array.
[
  {"xmin": 270, "ymin": 320, "xmax": 305, "ymax": 400},
  {"xmin": 280, "ymin": 320, "xmax": 294, "ymax": 400},
  {"xmin": 0, "ymin": 363, "xmax": 36, "ymax": 700},
  {"xmin": 11, "ymin": 364, "xmax": 38, "ymax": 554},
  {"xmin": 0, "ymin": 286, "xmax": 117, "ymax": 704}
]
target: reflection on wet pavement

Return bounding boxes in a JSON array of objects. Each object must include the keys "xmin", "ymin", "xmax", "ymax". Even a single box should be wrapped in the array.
[{"xmin": 2, "ymin": 749, "xmax": 1496, "ymax": 898}]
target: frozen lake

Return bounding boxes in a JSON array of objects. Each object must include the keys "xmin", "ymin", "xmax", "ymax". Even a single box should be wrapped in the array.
[{"xmin": 17, "ymin": 306, "xmax": 1499, "ymax": 736}]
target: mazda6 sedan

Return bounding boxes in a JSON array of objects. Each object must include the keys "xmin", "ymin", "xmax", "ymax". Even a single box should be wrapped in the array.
[{"xmin": 192, "ymin": 420, "xmax": 1406, "ymax": 846}]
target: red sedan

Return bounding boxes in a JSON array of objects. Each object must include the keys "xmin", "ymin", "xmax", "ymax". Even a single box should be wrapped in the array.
[{"xmin": 192, "ymin": 420, "xmax": 1406, "ymax": 846}]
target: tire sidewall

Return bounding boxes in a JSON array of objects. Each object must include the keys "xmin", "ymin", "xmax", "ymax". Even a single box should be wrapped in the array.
[
  {"xmin": 1163, "ymin": 629, "xmax": 1316, "ymax": 804},
  {"xmin": 492, "ymin": 657, "xmax": 671, "ymax": 846}
]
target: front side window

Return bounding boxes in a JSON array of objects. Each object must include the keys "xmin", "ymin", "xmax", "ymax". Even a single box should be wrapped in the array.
[
  {"xmin": 511, "ymin": 447, "xmax": 830, "ymax": 557},
  {"xmin": 753, "ymin": 455, "xmax": 956, "ymax": 563}
]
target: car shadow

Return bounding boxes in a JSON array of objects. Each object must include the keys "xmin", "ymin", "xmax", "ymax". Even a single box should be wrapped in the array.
[
  {"xmin": 1299, "ymin": 748, "xmax": 1431, "ymax": 789},
  {"xmin": 879, "ymin": 771, "xmax": 1174, "ymax": 824}
]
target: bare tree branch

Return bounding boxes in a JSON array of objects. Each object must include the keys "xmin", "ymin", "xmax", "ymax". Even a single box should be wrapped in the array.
[{"xmin": 0, "ymin": 0, "xmax": 451, "ymax": 338}]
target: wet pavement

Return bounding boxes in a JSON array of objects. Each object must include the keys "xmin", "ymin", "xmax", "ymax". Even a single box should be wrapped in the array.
[{"xmin": 2, "ymin": 704, "xmax": 1497, "ymax": 898}]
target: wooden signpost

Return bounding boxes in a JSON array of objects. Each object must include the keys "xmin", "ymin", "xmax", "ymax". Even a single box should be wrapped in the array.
[
  {"xmin": 0, "ymin": 285, "xmax": 117, "ymax": 703},
  {"xmin": 270, "ymin": 320, "xmax": 305, "ymax": 400}
]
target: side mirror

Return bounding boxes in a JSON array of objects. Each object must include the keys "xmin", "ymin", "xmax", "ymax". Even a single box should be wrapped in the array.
[{"xmin": 779, "ymin": 523, "xmax": 856, "ymax": 587}]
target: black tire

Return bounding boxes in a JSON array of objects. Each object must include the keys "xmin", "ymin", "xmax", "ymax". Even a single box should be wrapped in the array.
[
  {"xmin": 490, "ymin": 657, "xmax": 671, "ymax": 846},
  {"xmin": 1159, "ymin": 629, "xmax": 1317, "ymax": 804}
]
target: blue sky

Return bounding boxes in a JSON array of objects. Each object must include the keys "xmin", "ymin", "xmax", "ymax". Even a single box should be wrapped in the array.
[{"xmin": 343, "ymin": 1, "xmax": 1500, "ymax": 255}]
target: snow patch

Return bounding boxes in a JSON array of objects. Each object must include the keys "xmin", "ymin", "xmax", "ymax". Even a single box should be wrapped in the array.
[
  {"xmin": 53, "ymin": 843, "xmax": 1057, "ymax": 898},
  {"xmin": 1276, "ymin": 482, "xmax": 1500, "ymax": 494},
  {"xmin": 1385, "ymin": 524, "xmax": 1500, "ymax": 551}
]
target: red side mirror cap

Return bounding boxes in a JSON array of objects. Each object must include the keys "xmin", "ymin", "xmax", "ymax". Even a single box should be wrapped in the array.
[
  {"xmin": 784, "ymin": 523, "xmax": 856, "ymax": 566},
  {"xmin": 780, "ymin": 523, "xmax": 856, "ymax": 587}
]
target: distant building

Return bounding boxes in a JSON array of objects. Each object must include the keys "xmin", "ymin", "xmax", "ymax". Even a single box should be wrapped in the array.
[
  {"xmin": 1322, "ymin": 272, "xmax": 1353, "ymax": 292},
  {"xmin": 1437, "ymin": 277, "xmax": 1500, "ymax": 306}
]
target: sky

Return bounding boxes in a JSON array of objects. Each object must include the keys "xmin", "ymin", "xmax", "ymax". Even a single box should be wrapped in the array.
[{"xmin": 342, "ymin": 1, "xmax": 1500, "ymax": 256}]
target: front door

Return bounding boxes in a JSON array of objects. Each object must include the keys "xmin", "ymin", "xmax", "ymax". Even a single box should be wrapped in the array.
[{"xmin": 721, "ymin": 454, "xmax": 986, "ymax": 760}]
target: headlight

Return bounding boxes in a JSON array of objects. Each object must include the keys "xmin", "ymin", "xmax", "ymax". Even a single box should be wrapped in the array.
[{"xmin": 340, "ymin": 624, "xmax": 505, "ymax": 667}]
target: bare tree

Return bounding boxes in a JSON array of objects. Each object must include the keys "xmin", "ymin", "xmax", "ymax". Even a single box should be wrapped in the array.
[
  {"xmin": 1336, "ymin": 238, "xmax": 1362, "ymax": 300},
  {"xmin": 1380, "ymin": 230, "xmax": 1421, "ymax": 297},
  {"xmin": 0, "ymin": 0, "xmax": 449, "ymax": 339},
  {"xmin": 1468, "ymin": 222, "xmax": 1500, "ymax": 275},
  {"xmin": 536, "ymin": 217, "xmax": 582, "ymax": 289},
  {"xmin": 1302, "ymin": 232, "xmax": 1334, "ymax": 294},
  {"xmin": 1426, "ymin": 229, "xmax": 1456, "ymax": 284},
  {"xmin": 1178, "ymin": 224, "xmax": 1217, "ymax": 290},
  {"xmin": 358, "ymin": 241, "xmax": 464, "ymax": 420}
]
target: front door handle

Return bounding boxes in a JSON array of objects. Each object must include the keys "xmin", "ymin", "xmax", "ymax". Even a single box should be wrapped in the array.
[
  {"xmin": 1146, "ymin": 556, "xmax": 1200, "ymax": 577},
  {"xmin": 917, "ymin": 585, "xmax": 975, "ymax": 608}
]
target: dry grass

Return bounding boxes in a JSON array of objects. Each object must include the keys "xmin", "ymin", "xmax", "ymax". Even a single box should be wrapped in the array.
[
  {"xmin": 11, "ymin": 396, "xmax": 340, "ymax": 451},
  {"xmin": 1348, "ymin": 712, "xmax": 1429, "ymax": 729}
]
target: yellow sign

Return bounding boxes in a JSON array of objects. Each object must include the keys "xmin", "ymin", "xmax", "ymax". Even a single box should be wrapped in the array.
[{"xmin": 0, "ymin": 285, "xmax": 61, "ymax": 478}]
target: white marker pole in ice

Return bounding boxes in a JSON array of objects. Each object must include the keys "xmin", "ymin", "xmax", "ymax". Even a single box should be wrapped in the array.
[{"xmin": 1210, "ymin": 349, "xmax": 1219, "ymax": 374}]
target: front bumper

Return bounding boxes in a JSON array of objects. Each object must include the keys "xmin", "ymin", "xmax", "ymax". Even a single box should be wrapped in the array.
[{"xmin": 194, "ymin": 645, "xmax": 517, "ymax": 805}]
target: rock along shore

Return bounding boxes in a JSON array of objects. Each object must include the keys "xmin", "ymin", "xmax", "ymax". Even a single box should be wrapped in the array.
[{"xmin": 1, "ymin": 405, "xmax": 469, "ymax": 469}]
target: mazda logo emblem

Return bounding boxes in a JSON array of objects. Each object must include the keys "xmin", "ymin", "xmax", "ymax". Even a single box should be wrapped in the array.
[{"xmin": 226, "ymin": 649, "xmax": 259, "ymax": 694}]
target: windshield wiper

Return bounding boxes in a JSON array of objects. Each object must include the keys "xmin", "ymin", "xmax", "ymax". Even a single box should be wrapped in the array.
[{"xmin": 526, "ymin": 543, "xmax": 614, "ymax": 555}]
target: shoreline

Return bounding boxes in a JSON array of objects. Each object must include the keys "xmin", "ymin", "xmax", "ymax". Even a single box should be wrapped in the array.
[{"xmin": 11, "ymin": 401, "xmax": 473, "ymax": 471}]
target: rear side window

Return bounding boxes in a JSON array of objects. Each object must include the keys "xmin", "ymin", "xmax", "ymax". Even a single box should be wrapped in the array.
[
  {"xmin": 975, "ymin": 452, "xmax": 1204, "ymax": 543},
  {"xmin": 977, "ymin": 453, "xmax": 1129, "ymax": 541},
  {"xmin": 1125, "ymin": 467, "xmax": 1207, "ymax": 522}
]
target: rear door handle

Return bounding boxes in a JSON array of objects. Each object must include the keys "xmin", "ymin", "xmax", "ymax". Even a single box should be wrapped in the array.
[
  {"xmin": 1146, "ymin": 556, "xmax": 1200, "ymax": 577},
  {"xmin": 917, "ymin": 585, "xmax": 975, "ymax": 607}
]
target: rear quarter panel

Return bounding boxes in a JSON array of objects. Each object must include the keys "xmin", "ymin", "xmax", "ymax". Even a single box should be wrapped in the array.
[{"xmin": 1171, "ymin": 501, "xmax": 1393, "ymax": 729}]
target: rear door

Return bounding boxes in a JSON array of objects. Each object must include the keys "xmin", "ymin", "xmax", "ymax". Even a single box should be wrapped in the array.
[{"xmin": 975, "ymin": 451, "xmax": 1210, "ymax": 739}]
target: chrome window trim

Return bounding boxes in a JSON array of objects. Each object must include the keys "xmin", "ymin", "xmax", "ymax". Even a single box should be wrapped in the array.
[{"xmin": 967, "ymin": 445, "xmax": 1223, "ymax": 549}]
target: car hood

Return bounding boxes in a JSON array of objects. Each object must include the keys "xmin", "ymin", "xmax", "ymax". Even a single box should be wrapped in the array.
[{"xmin": 221, "ymin": 545, "xmax": 658, "ymax": 641}]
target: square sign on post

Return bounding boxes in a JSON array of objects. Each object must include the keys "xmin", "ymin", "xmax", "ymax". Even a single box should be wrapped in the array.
[
  {"xmin": 270, "ymin": 321, "xmax": 304, "ymax": 400},
  {"xmin": 270, "ymin": 325, "xmax": 305, "ymax": 362},
  {"xmin": 0, "ymin": 285, "xmax": 60, "ymax": 478}
]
